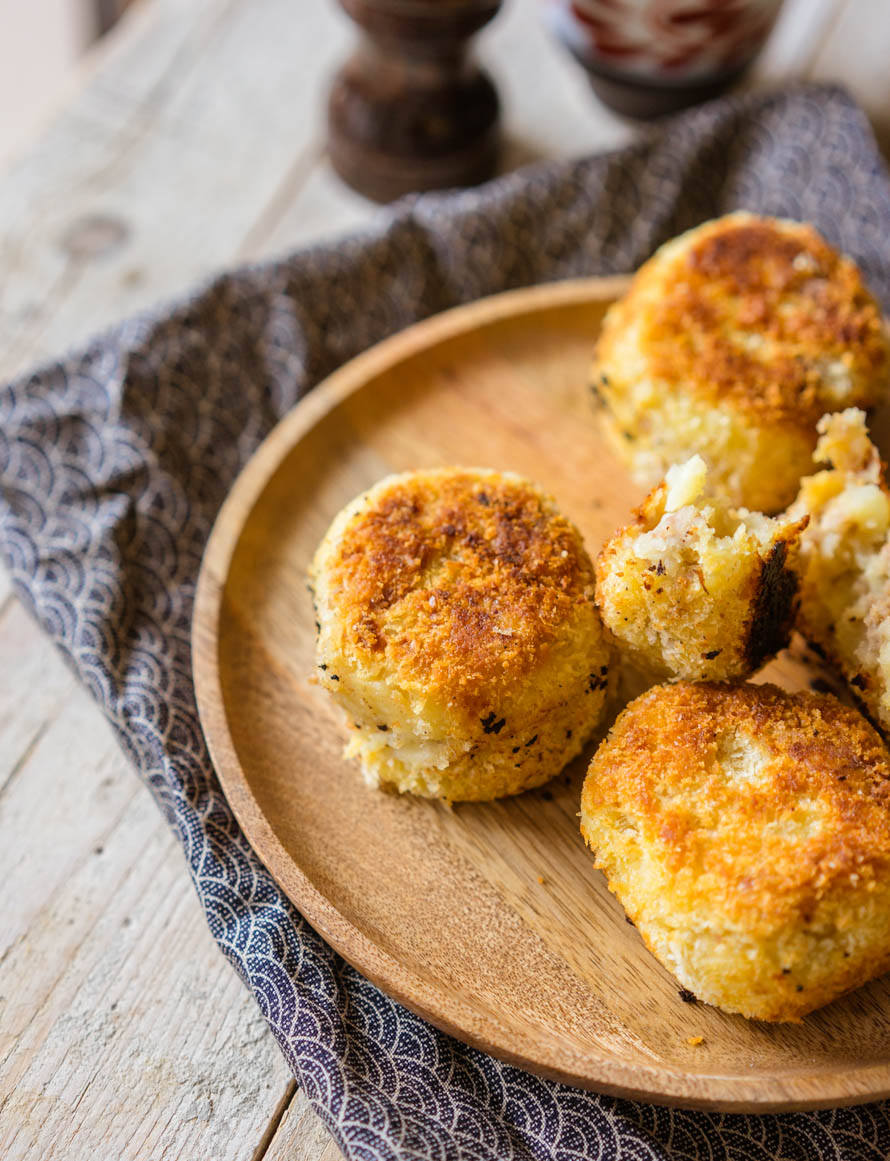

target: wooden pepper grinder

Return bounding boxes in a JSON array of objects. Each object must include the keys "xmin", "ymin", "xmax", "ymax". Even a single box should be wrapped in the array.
[{"xmin": 328, "ymin": 0, "xmax": 503, "ymax": 204}]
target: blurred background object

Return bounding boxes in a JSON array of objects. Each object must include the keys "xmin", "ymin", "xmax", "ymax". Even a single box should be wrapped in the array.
[
  {"xmin": 328, "ymin": 0, "xmax": 503, "ymax": 203},
  {"xmin": 542, "ymin": 0, "xmax": 785, "ymax": 118},
  {"xmin": 0, "ymin": 0, "xmax": 137, "ymax": 166},
  {"xmin": 94, "ymin": 0, "xmax": 138, "ymax": 34}
]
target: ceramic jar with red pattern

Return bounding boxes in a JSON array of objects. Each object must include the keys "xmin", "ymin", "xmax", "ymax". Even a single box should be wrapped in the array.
[{"xmin": 542, "ymin": 0, "xmax": 784, "ymax": 118}]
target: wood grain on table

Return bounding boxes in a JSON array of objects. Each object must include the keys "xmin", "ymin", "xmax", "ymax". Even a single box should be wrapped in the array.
[{"xmin": 1, "ymin": 0, "xmax": 889, "ymax": 1156}]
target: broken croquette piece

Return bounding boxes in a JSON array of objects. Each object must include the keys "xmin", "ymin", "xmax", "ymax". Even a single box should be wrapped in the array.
[
  {"xmin": 789, "ymin": 407, "xmax": 890, "ymax": 734},
  {"xmin": 595, "ymin": 454, "xmax": 807, "ymax": 682}
]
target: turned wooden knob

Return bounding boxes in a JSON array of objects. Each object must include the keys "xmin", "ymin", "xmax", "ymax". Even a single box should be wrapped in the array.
[{"xmin": 328, "ymin": 0, "xmax": 503, "ymax": 204}]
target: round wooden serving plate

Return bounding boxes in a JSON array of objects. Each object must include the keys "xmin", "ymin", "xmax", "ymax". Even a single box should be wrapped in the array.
[{"xmin": 193, "ymin": 276, "xmax": 890, "ymax": 1112}]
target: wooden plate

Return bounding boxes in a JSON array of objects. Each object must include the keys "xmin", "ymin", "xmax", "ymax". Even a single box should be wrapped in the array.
[{"xmin": 193, "ymin": 277, "xmax": 890, "ymax": 1112}]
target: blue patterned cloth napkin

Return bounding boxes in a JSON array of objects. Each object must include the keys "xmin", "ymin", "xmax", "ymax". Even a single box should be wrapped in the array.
[{"xmin": 3, "ymin": 83, "xmax": 890, "ymax": 1160}]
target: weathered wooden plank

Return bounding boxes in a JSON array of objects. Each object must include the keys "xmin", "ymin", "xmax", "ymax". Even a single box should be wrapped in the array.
[
  {"xmin": 0, "ymin": 597, "xmax": 76, "ymax": 796},
  {"xmin": 0, "ymin": 670, "xmax": 293, "ymax": 1160},
  {"xmin": 0, "ymin": 0, "xmax": 351, "ymax": 381},
  {"xmin": 242, "ymin": 157, "xmax": 380, "ymax": 264},
  {"xmin": 262, "ymin": 1087, "xmax": 344, "ymax": 1161},
  {"xmin": 0, "ymin": 0, "xmax": 93, "ymax": 169},
  {"xmin": 750, "ymin": 0, "xmax": 846, "ymax": 85},
  {"xmin": 809, "ymin": 0, "xmax": 890, "ymax": 150}
]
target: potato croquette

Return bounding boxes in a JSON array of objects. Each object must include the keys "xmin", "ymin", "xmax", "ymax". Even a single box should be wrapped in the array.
[
  {"xmin": 581, "ymin": 682, "xmax": 890, "ymax": 1022},
  {"xmin": 592, "ymin": 213, "xmax": 890, "ymax": 513},
  {"xmin": 790, "ymin": 408, "xmax": 890, "ymax": 734},
  {"xmin": 595, "ymin": 454, "xmax": 808, "ymax": 682},
  {"xmin": 309, "ymin": 468, "xmax": 613, "ymax": 801}
]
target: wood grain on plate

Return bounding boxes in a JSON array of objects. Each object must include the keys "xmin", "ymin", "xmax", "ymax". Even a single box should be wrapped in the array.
[{"xmin": 192, "ymin": 276, "xmax": 890, "ymax": 1113}]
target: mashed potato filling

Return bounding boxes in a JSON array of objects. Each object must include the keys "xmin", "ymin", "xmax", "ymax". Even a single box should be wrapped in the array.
[
  {"xmin": 596, "ymin": 455, "xmax": 807, "ymax": 682},
  {"xmin": 790, "ymin": 408, "xmax": 890, "ymax": 732}
]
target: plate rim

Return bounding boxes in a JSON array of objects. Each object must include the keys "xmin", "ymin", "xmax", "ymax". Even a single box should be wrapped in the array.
[{"xmin": 192, "ymin": 275, "xmax": 890, "ymax": 1112}]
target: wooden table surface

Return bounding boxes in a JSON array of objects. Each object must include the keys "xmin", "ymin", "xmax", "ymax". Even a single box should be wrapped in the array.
[{"xmin": 1, "ymin": 1, "xmax": 889, "ymax": 1157}]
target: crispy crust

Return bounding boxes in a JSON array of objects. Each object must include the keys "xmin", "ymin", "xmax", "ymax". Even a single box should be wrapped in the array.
[
  {"xmin": 598, "ymin": 214, "xmax": 888, "ymax": 428},
  {"xmin": 591, "ymin": 213, "xmax": 890, "ymax": 512},
  {"xmin": 315, "ymin": 469, "xmax": 596, "ymax": 717},
  {"xmin": 581, "ymin": 682, "xmax": 890, "ymax": 1021},
  {"xmin": 310, "ymin": 468, "xmax": 612, "ymax": 800},
  {"xmin": 743, "ymin": 536, "xmax": 800, "ymax": 670}
]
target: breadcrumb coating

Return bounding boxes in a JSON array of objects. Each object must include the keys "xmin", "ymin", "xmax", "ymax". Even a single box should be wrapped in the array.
[
  {"xmin": 309, "ymin": 468, "xmax": 612, "ymax": 800},
  {"xmin": 592, "ymin": 213, "xmax": 890, "ymax": 512},
  {"xmin": 581, "ymin": 682, "xmax": 890, "ymax": 1021},
  {"xmin": 596, "ymin": 455, "xmax": 807, "ymax": 682}
]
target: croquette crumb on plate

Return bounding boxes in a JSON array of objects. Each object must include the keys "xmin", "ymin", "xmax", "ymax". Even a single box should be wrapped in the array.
[
  {"xmin": 592, "ymin": 213, "xmax": 890, "ymax": 513},
  {"xmin": 596, "ymin": 453, "xmax": 807, "ymax": 682},
  {"xmin": 581, "ymin": 682, "xmax": 890, "ymax": 1022},
  {"xmin": 309, "ymin": 467, "xmax": 612, "ymax": 801}
]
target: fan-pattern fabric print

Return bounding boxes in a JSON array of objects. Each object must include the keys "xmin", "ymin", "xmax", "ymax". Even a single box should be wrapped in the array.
[{"xmin": 3, "ymin": 85, "xmax": 890, "ymax": 1161}]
